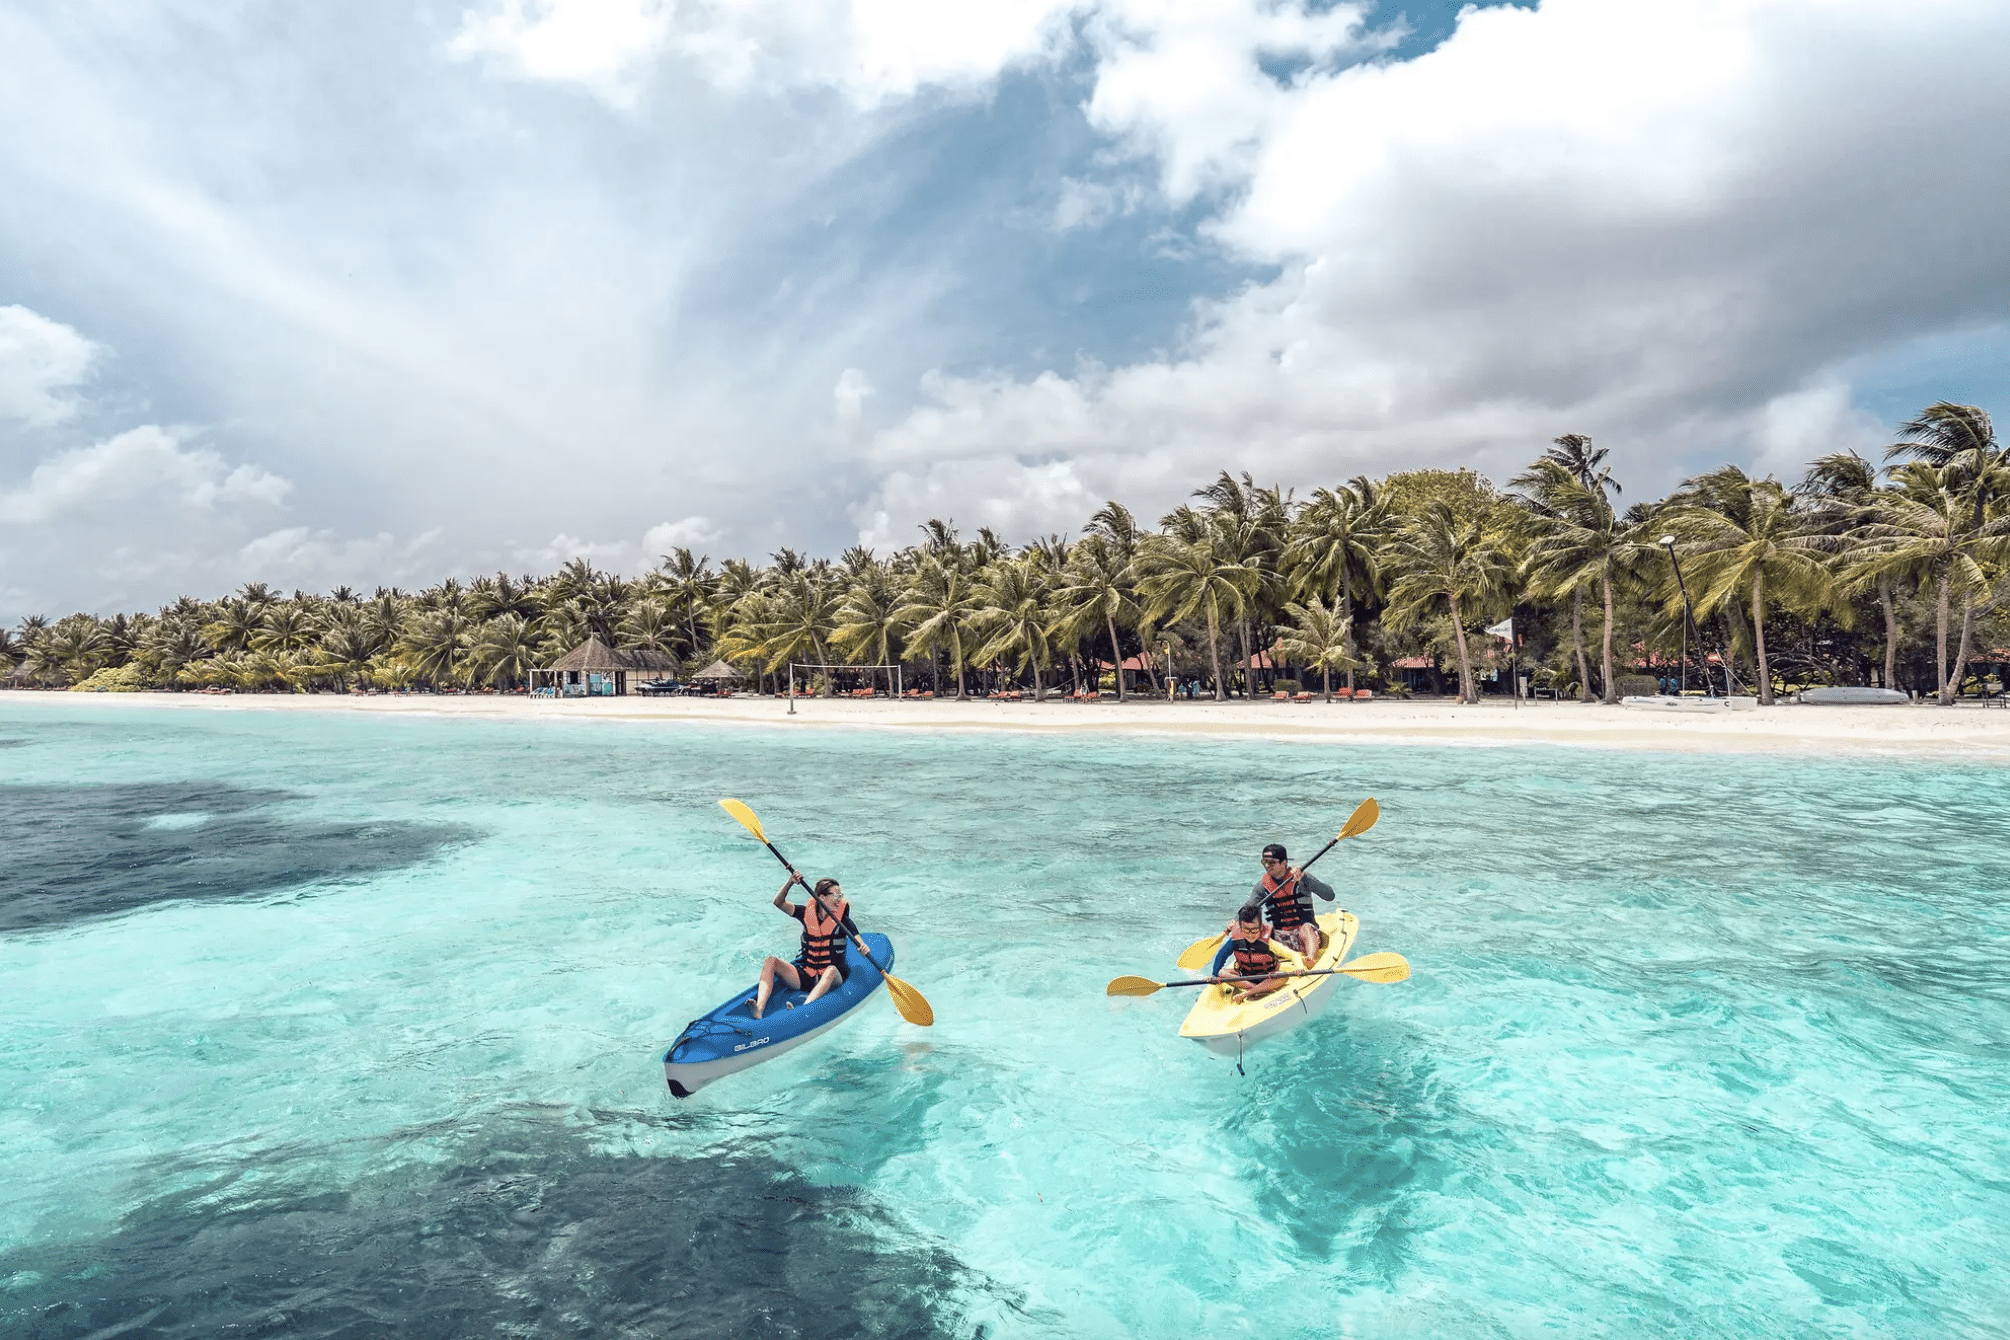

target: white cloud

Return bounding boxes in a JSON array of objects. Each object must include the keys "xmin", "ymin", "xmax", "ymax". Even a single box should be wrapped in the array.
[
  {"xmin": 450, "ymin": 0, "xmax": 673, "ymax": 108},
  {"xmin": 450, "ymin": 0, "xmax": 1079, "ymax": 107},
  {"xmin": 0, "ymin": 304, "xmax": 100, "ymax": 426},
  {"xmin": 860, "ymin": 0, "xmax": 2010, "ymax": 533},
  {"xmin": 642, "ymin": 514, "xmax": 721, "ymax": 553},
  {"xmin": 512, "ymin": 517, "xmax": 717, "ymax": 575},
  {"xmin": 1747, "ymin": 380, "xmax": 1884, "ymax": 481},
  {"xmin": 1083, "ymin": 0, "xmax": 1379, "ymax": 203},
  {"xmin": 832, "ymin": 367, "xmax": 873, "ymax": 433},
  {"xmin": 236, "ymin": 527, "xmax": 443, "ymax": 583},
  {"xmin": 0, "ymin": 426, "xmax": 293, "ymax": 525}
]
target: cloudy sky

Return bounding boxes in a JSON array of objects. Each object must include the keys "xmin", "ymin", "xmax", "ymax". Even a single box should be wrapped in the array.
[{"xmin": 3, "ymin": 0, "xmax": 2007, "ymax": 618}]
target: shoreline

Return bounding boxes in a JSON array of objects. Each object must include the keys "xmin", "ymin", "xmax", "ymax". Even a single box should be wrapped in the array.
[{"xmin": 6, "ymin": 689, "xmax": 2010, "ymax": 759}]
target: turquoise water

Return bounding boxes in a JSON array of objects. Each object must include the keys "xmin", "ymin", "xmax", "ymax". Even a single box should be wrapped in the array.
[{"xmin": 2, "ymin": 701, "xmax": 2006, "ymax": 1338}]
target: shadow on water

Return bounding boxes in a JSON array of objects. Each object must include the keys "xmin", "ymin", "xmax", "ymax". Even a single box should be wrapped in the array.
[
  {"xmin": 0, "ymin": 782, "xmax": 473, "ymax": 933},
  {"xmin": 1219, "ymin": 1019, "xmax": 1460, "ymax": 1283},
  {"xmin": 0, "ymin": 1118, "xmax": 1002, "ymax": 1340}
]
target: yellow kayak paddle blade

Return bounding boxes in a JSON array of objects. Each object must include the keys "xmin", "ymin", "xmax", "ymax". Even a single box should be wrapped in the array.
[
  {"xmin": 885, "ymin": 974, "xmax": 935, "ymax": 1026},
  {"xmin": 1175, "ymin": 932, "xmax": 1225, "ymax": 972},
  {"xmin": 1106, "ymin": 975, "xmax": 1165, "ymax": 997},
  {"xmin": 1337, "ymin": 797, "xmax": 1379, "ymax": 840},
  {"xmin": 718, "ymin": 797, "xmax": 767, "ymax": 843},
  {"xmin": 1337, "ymin": 951, "xmax": 1409, "ymax": 984}
]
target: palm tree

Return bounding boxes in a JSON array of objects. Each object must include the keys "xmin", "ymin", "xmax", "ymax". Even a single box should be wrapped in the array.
[
  {"xmin": 1513, "ymin": 458, "xmax": 1639, "ymax": 703},
  {"xmin": 1661, "ymin": 468, "xmax": 1833, "ymax": 705},
  {"xmin": 616, "ymin": 600, "xmax": 679, "ymax": 657},
  {"xmin": 970, "ymin": 556, "xmax": 1058, "ymax": 699},
  {"xmin": 831, "ymin": 565, "xmax": 905, "ymax": 696},
  {"xmin": 1801, "ymin": 450, "xmax": 1902, "ymax": 689},
  {"xmin": 1050, "ymin": 535, "xmax": 1140, "ymax": 700},
  {"xmin": 1284, "ymin": 478, "xmax": 1379, "ymax": 694},
  {"xmin": 1194, "ymin": 472, "xmax": 1290, "ymax": 693},
  {"xmin": 1134, "ymin": 521, "xmax": 1257, "ymax": 701},
  {"xmin": 759, "ymin": 570, "xmax": 842, "ymax": 689},
  {"xmin": 1274, "ymin": 597, "xmax": 1359, "ymax": 700},
  {"xmin": 1382, "ymin": 502, "xmax": 1512, "ymax": 703},
  {"xmin": 252, "ymin": 603, "xmax": 319, "ymax": 654},
  {"xmin": 203, "ymin": 598, "xmax": 261, "ymax": 655},
  {"xmin": 1851, "ymin": 462, "xmax": 2010, "ymax": 703},
  {"xmin": 1885, "ymin": 402, "xmax": 1999, "ymax": 472},
  {"xmin": 397, "ymin": 608, "xmax": 471, "ymax": 688},
  {"xmin": 895, "ymin": 556, "xmax": 981, "ymax": 698},
  {"xmin": 465, "ymin": 614, "xmax": 544, "ymax": 690}
]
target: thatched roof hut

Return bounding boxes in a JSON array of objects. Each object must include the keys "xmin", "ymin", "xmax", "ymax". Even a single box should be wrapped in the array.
[
  {"xmin": 689, "ymin": 658, "xmax": 745, "ymax": 682},
  {"xmin": 534, "ymin": 636, "xmax": 678, "ymax": 697},
  {"xmin": 547, "ymin": 635, "xmax": 676, "ymax": 676}
]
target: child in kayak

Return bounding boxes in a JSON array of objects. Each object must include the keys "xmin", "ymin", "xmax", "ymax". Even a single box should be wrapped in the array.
[
  {"xmin": 1206, "ymin": 904, "xmax": 1297, "ymax": 1000},
  {"xmin": 753, "ymin": 873, "xmax": 869, "ymax": 1019},
  {"xmin": 1247, "ymin": 842, "xmax": 1335, "ymax": 962}
]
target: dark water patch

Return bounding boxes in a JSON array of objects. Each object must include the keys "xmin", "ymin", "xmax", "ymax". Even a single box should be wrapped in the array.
[
  {"xmin": 0, "ymin": 783, "xmax": 473, "ymax": 933},
  {"xmin": 0, "ymin": 1128, "xmax": 999, "ymax": 1340},
  {"xmin": 0, "ymin": 737, "xmax": 29, "ymax": 748}
]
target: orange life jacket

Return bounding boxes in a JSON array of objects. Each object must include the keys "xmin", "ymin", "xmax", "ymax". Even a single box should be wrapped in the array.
[
  {"xmin": 1229, "ymin": 935, "xmax": 1281, "ymax": 976},
  {"xmin": 1259, "ymin": 867, "xmax": 1313, "ymax": 930},
  {"xmin": 797, "ymin": 896, "xmax": 850, "ymax": 975}
]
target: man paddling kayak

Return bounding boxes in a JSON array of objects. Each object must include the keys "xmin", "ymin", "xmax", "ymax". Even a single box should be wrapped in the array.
[
  {"xmin": 1207, "ymin": 904, "xmax": 1297, "ymax": 1000},
  {"xmin": 754, "ymin": 874, "xmax": 869, "ymax": 1019},
  {"xmin": 1245, "ymin": 842, "xmax": 1334, "ymax": 961}
]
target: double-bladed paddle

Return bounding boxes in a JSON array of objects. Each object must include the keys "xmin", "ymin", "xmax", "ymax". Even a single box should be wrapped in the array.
[
  {"xmin": 1173, "ymin": 797, "xmax": 1381, "ymax": 972},
  {"xmin": 1106, "ymin": 951, "xmax": 1411, "ymax": 996},
  {"xmin": 718, "ymin": 798, "xmax": 934, "ymax": 1027}
]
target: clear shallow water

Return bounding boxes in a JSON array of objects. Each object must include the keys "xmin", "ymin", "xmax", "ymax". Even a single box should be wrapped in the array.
[{"xmin": 1, "ymin": 703, "xmax": 2006, "ymax": 1339}]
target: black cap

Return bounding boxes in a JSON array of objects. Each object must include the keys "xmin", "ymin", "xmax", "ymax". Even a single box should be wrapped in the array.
[{"xmin": 1261, "ymin": 843, "xmax": 1287, "ymax": 861}]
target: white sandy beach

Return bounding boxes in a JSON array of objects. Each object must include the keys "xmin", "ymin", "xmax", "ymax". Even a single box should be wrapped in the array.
[{"xmin": 7, "ymin": 688, "xmax": 2010, "ymax": 759}]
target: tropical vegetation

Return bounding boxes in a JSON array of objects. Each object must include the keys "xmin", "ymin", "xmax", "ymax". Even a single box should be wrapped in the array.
[{"xmin": 8, "ymin": 402, "xmax": 2008, "ymax": 706}]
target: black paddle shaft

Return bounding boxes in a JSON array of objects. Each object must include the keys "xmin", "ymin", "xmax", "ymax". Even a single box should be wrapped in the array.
[
  {"xmin": 753, "ymin": 835, "xmax": 884, "ymax": 974},
  {"xmin": 1164, "ymin": 965, "xmax": 1362, "ymax": 989}
]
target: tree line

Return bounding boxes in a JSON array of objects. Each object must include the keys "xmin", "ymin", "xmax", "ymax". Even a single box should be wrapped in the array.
[{"xmin": 4, "ymin": 401, "xmax": 2002, "ymax": 708}]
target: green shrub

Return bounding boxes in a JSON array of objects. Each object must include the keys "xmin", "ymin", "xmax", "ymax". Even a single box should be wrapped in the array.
[
  {"xmin": 1614, "ymin": 674, "xmax": 1660, "ymax": 699},
  {"xmin": 1271, "ymin": 679, "xmax": 1301, "ymax": 695},
  {"xmin": 71, "ymin": 664, "xmax": 148, "ymax": 693}
]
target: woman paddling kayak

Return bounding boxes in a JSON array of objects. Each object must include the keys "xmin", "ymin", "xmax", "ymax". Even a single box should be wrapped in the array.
[{"xmin": 754, "ymin": 873, "xmax": 868, "ymax": 1019}]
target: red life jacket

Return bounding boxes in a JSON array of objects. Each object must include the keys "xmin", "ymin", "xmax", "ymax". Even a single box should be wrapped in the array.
[
  {"xmin": 1229, "ymin": 936, "xmax": 1281, "ymax": 976},
  {"xmin": 797, "ymin": 896, "xmax": 850, "ymax": 975},
  {"xmin": 1259, "ymin": 867, "xmax": 1313, "ymax": 930}
]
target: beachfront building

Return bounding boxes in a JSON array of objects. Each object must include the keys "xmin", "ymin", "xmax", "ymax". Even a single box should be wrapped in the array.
[
  {"xmin": 531, "ymin": 635, "xmax": 677, "ymax": 698},
  {"xmin": 688, "ymin": 659, "xmax": 746, "ymax": 692}
]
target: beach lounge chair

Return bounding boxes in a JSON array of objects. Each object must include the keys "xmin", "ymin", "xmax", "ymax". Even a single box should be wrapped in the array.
[{"xmin": 1293, "ymin": 692, "xmax": 1313, "ymax": 702}]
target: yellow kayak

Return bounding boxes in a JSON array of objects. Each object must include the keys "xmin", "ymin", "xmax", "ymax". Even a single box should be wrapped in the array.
[{"xmin": 1178, "ymin": 911, "xmax": 1358, "ymax": 1054}]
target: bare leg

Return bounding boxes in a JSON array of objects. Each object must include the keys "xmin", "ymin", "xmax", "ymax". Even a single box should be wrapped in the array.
[
  {"xmin": 754, "ymin": 957, "xmax": 801, "ymax": 1018},
  {"xmin": 802, "ymin": 965, "xmax": 844, "ymax": 1005}
]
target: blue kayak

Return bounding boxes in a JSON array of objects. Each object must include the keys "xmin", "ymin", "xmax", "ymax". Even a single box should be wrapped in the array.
[{"xmin": 662, "ymin": 932, "xmax": 894, "ymax": 1097}]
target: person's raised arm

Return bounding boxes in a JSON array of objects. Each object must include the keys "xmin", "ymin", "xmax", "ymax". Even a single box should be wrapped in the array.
[
  {"xmin": 1299, "ymin": 869, "xmax": 1336, "ymax": 902},
  {"xmin": 774, "ymin": 873, "xmax": 804, "ymax": 912}
]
